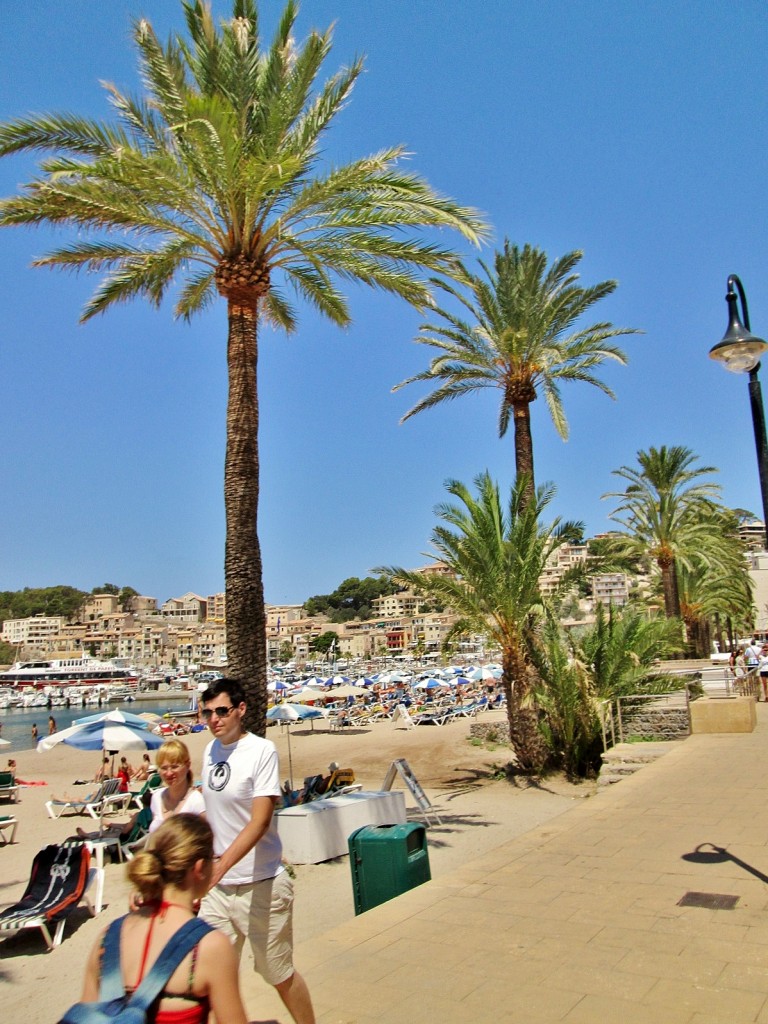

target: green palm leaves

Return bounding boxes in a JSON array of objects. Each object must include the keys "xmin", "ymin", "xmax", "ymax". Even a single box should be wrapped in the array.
[
  {"xmin": 604, "ymin": 445, "xmax": 751, "ymax": 628},
  {"xmin": 0, "ymin": 0, "xmax": 489, "ymax": 731},
  {"xmin": 0, "ymin": 0, "xmax": 488, "ymax": 326},
  {"xmin": 378, "ymin": 472, "xmax": 583, "ymax": 770},
  {"xmin": 394, "ymin": 241, "xmax": 637, "ymax": 501}
]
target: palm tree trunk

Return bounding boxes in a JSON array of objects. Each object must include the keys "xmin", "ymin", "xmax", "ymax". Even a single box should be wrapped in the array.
[
  {"xmin": 225, "ymin": 301, "xmax": 268, "ymax": 736},
  {"xmin": 512, "ymin": 401, "xmax": 535, "ymax": 508},
  {"xmin": 658, "ymin": 555, "xmax": 682, "ymax": 620},
  {"xmin": 503, "ymin": 645, "xmax": 549, "ymax": 773}
]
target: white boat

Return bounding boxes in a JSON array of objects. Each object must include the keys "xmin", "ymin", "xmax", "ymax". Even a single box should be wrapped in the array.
[{"xmin": 0, "ymin": 657, "xmax": 139, "ymax": 690}]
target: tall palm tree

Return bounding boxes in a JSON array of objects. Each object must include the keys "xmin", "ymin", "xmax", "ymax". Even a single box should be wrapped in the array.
[
  {"xmin": 0, "ymin": 0, "xmax": 486, "ymax": 734},
  {"xmin": 393, "ymin": 241, "xmax": 637, "ymax": 505},
  {"xmin": 377, "ymin": 471, "xmax": 584, "ymax": 773},
  {"xmin": 603, "ymin": 446, "xmax": 724, "ymax": 621},
  {"xmin": 676, "ymin": 510, "xmax": 754, "ymax": 656}
]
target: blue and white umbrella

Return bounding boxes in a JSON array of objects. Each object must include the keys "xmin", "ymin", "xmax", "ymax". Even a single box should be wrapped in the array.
[{"xmin": 38, "ymin": 709, "xmax": 165, "ymax": 753}]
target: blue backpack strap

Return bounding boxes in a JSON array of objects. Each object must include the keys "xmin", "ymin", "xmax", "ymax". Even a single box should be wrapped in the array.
[
  {"xmin": 128, "ymin": 919, "xmax": 213, "ymax": 1013},
  {"xmin": 99, "ymin": 917, "xmax": 128, "ymax": 1002}
]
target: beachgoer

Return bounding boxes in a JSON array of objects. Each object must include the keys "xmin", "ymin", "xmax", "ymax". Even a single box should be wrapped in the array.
[
  {"xmin": 31, "ymin": 723, "xmax": 38, "ymax": 743},
  {"xmin": 199, "ymin": 677, "xmax": 315, "ymax": 1024},
  {"xmin": 116, "ymin": 761, "xmax": 131, "ymax": 794},
  {"xmin": 150, "ymin": 738, "xmax": 205, "ymax": 833},
  {"xmin": 745, "ymin": 638, "xmax": 761, "ymax": 672},
  {"xmin": 7, "ymin": 759, "xmax": 16, "ymax": 781},
  {"xmin": 759, "ymin": 646, "xmax": 768, "ymax": 702},
  {"xmin": 76, "ymin": 814, "xmax": 248, "ymax": 1024},
  {"xmin": 120, "ymin": 755, "xmax": 136, "ymax": 779},
  {"xmin": 48, "ymin": 715, "xmax": 57, "ymax": 735},
  {"xmin": 133, "ymin": 752, "xmax": 152, "ymax": 782},
  {"xmin": 94, "ymin": 756, "xmax": 111, "ymax": 783}
]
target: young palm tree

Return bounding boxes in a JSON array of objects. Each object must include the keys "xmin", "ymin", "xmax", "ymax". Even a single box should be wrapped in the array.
[
  {"xmin": 0, "ymin": 0, "xmax": 486, "ymax": 733},
  {"xmin": 377, "ymin": 471, "xmax": 584, "ymax": 773},
  {"xmin": 603, "ymin": 446, "xmax": 724, "ymax": 621},
  {"xmin": 531, "ymin": 605, "xmax": 684, "ymax": 777},
  {"xmin": 393, "ymin": 241, "xmax": 637, "ymax": 505}
]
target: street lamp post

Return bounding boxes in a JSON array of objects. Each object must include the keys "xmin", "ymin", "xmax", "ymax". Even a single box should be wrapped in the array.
[{"xmin": 709, "ymin": 274, "xmax": 768, "ymax": 544}]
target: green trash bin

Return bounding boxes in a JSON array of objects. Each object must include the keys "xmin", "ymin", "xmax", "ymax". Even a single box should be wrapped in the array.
[{"xmin": 348, "ymin": 822, "xmax": 431, "ymax": 915}]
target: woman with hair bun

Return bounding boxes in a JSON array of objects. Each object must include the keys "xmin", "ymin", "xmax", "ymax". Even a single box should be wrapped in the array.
[
  {"xmin": 78, "ymin": 814, "xmax": 248, "ymax": 1024},
  {"xmin": 150, "ymin": 739, "xmax": 205, "ymax": 834}
]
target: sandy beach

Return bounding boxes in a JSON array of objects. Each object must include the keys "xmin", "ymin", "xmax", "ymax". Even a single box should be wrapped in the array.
[{"xmin": 0, "ymin": 710, "xmax": 593, "ymax": 1022}]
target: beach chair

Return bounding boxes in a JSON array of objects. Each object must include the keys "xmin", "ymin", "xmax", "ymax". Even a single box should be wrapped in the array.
[
  {"xmin": 0, "ymin": 770, "xmax": 19, "ymax": 803},
  {"xmin": 0, "ymin": 815, "xmax": 18, "ymax": 844},
  {"xmin": 45, "ymin": 777, "xmax": 125, "ymax": 820},
  {"xmin": 121, "ymin": 806, "xmax": 153, "ymax": 861},
  {"xmin": 129, "ymin": 771, "xmax": 162, "ymax": 810},
  {"xmin": 0, "ymin": 842, "xmax": 102, "ymax": 950}
]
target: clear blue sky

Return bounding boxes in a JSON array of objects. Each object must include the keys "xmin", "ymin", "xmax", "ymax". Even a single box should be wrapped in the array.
[{"xmin": 1, "ymin": 1, "xmax": 767, "ymax": 606}]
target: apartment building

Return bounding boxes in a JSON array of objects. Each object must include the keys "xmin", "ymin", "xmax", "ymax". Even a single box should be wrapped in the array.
[
  {"xmin": 539, "ymin": 543, "xmax": 588, "ymax": 597},
  {"xmin": 1, "ymin": 614, "xmax": 66, "ymax": 649},
  {"xmin": 591, "ymin": 573, "xmax": 629, "ymax": 607},
  {"xmin": 161, "ymin": 593, "xmax": 208, "ymax": 622}
]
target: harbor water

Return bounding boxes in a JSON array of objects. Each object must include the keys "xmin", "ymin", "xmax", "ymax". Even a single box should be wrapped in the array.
[{"xmin": 0, "ymin": 696, "xmax": 192, "ymax": 752}]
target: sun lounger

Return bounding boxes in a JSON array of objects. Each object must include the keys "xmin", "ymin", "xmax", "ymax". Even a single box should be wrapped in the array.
[
  {"xmin": 122, "ymin": 805, "xmax": 153, "ymax": 861},
  {"xmin": 0, "ymin": 770, "xmax": 19, "ymax": 803},
  {"xmin": 0, "ymin": 842, "xmax": 102, "ymax": 950},
  {"xmin": 129, "ymin": 771, "xmax": 162, "ymax": 810},
  {"xmin": 45, "ymin": 777, "xmax": 128, "ymax": 820},
  {"xmin": 0, "ymin": 815, "xmax": 18, "ymax": 844}
]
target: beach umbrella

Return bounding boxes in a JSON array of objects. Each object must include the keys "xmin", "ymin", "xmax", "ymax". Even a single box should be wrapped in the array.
[
  {"xmin": 323, "ymin": 684, "xmax": 363, "ymax": 699},
  {"xmin": 75, "ymin": 709, "xmax": 152, "ymax": 728},
  {"xmin": 467, "ymin": 666, "xmax": 502, "ymax": 682},
  {"xmin": 325, "ymin": 675, "xmax": 350, "ymax": 686},
  {"xmin": 266, "ymin": 704, "xmax": 326, "ymax": 789},
  {"xmin": 37, "ymin": 710, "xmax": 165, "ymax": 754},
  {"xmin": 353, "ymin": 677, "xmax": 374, "ymax": 687},
  {"xmin": 286, "ymin": 687, "xmax": 326, "ymax": 704},
  {"xmin": 414, "ymin": 678, "xmax": 444, "ymax": 690}
]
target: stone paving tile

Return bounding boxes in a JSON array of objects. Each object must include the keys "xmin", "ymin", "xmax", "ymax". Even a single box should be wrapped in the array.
[
  {"xmin": 561, "ymin": 992, "xmax": 694, "ymax": 1024},
  {"xmin": 616, "ymin": 948, "xmax": 727, "ymax": 986},
  {"xmin": 460, "ymin": 978, "xmax": 584, "ymax": 1021},
  {"xmin": 716, "ymin": 962, "xmax": 768, "ymax": 994},
  {"xmin": 546, "ymin": 963, "xmax": 657, "ymax": 1001},
  {"xmin": 643, "ymin": 977, "xmax": 767, "ymax": 1019}
]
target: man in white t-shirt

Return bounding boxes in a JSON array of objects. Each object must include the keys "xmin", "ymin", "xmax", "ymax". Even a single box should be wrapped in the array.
[{"xmin": 199, "ymin": 678, "xmax": 315, "ymax": 1024}]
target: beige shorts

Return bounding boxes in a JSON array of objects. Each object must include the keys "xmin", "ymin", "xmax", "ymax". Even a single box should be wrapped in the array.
[{"xmin": 199, "ymin": 870, "xmax": 294, "ymax": 986}]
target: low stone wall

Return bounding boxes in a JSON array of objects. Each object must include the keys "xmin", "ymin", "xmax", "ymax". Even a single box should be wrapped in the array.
[
  {"xmin": 470, "ymin": 719, "xmax": 511, "ymax": 744},
  {"xmin": 618, "ymin": 705, "xmax": 689, "ymax": 741}
]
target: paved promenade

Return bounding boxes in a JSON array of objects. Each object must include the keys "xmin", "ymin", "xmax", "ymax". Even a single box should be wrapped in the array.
[{"xmin": 244, "ymin": 708, "xmax": 768, "ymax": 1024}]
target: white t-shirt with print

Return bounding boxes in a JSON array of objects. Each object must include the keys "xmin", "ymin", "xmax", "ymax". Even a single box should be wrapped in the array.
[
  {"xmin": 201, "ymin": 731, "xmax": 283, "ymax": 885},
  {"xmin": 148, "ymin": 786, "xmax": 206, "ymax": 833}
]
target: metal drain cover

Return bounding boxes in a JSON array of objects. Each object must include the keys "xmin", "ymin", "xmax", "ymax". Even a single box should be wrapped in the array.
[{"xmin": 678, "ymin": 891, "xmax": 739, "ymax": 910}]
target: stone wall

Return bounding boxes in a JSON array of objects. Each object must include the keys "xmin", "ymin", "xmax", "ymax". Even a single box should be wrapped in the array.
[
  {"xmin": 618, "ymin": 705, "xmax": 689, "ymax": 741},
  {"xmin": 470, "ymin": 719, "xmax": 511, "ymax": 744}
]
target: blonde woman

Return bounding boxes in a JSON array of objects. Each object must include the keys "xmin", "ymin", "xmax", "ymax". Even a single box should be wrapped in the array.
[
  {"xmin": 75, "ymin": 814, "xmax": 247, "ymax": 1024},
  {"xmin": 150, "ymin": 739, "xmax": 205, "ymax": 834}
]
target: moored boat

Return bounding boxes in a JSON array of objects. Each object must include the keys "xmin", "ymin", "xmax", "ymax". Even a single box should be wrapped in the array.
[{"xmin": 0, "ymin": 657, "xmax": 139, "ymax": 690}]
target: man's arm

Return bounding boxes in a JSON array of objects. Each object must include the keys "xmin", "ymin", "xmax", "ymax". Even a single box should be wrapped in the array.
[{"xmin": 209, "ymin": 795, "xmax": 276, "ymax": 888}]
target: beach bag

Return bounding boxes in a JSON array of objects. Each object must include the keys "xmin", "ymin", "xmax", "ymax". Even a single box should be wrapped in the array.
[{"xmin": 59, "ymin": 916, "xmax": 212, "ymax": 1024}]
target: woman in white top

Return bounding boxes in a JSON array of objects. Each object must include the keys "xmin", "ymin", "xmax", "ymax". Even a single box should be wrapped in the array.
[{"xmin": 150, "ymin": 739, "xmax": 206, "ymax": 834}]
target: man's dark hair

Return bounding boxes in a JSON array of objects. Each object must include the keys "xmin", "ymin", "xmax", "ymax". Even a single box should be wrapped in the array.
[{"xmin": 201, "ymin": 677, "xmax": 247, "ymax": 707}]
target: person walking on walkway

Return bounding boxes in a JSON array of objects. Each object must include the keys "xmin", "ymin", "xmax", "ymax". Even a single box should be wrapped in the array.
[
  {"xmin": 74, "ymin": 813, "xmax": 248, "ymax": 1024},
  {"xmin": 198, "ymin": 677, "xmax": 315, "ymax": 1024}
]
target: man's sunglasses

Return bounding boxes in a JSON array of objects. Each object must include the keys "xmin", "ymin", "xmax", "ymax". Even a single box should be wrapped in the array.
[{"xmin": 201, "ymin": 704, "xmax": 236, "ymax": 721}]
